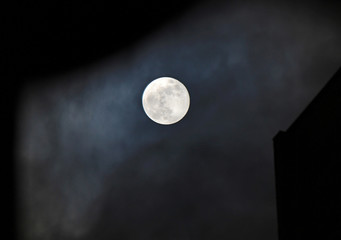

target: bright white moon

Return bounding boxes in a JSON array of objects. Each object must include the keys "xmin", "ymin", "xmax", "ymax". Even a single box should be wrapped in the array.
[{"xmin": 142, "ymin": 77, "xmax": 190, "ymax": 125}]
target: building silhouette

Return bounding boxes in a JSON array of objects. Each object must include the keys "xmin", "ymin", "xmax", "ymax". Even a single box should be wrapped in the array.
[{"xmin": 273, "ymin": 67, "xmax": 341, "ymax": 239}]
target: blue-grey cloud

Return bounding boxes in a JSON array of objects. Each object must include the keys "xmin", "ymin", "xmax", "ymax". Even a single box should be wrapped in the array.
[{"xmin": 16, "ymin": 1, "xmax": 341, "ymax": 239}]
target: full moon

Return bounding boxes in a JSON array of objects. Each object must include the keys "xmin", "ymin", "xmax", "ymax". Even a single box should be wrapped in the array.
[{"xmin": 142, "ymin": 77, "xmax": 190, "ymax": 125}]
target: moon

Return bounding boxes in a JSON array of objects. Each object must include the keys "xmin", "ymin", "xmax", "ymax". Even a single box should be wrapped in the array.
[{"xmin": 142, "ymin": 77, "xmax": 190, "ymax": 125}]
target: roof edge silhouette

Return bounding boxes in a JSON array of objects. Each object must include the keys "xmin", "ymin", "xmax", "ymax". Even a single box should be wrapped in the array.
[{"xmin": 275, "ymin": 66, "xmax": 341, "ymax": 137}]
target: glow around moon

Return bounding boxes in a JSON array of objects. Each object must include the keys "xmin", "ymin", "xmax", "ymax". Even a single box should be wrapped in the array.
[{"xmin": 142, "ymin": 77, "xmax": 190, "ymax": 125}]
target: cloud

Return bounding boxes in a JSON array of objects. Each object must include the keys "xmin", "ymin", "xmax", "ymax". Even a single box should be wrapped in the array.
[{"xmin": 16, "ymin": 1, "xmax": 341, "ymax": 239}]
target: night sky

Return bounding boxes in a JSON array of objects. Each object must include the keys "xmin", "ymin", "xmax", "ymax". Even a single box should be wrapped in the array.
[{"xmin": 14, "ymin": 0, "xmax": 341, "ymax": 239}]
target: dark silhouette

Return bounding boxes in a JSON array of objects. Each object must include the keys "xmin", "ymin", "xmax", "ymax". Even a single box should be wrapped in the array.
[{"xmin": 273, "ymin": 67, "xmax": 341, "ymax": 239}]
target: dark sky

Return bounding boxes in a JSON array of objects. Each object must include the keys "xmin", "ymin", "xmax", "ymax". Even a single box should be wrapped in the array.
[{"xmin": 15, "ymin": 0, "xmax": 341, "ymax": 240}]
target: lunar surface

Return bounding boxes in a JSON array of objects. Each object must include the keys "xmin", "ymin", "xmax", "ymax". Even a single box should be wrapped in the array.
[{"xmin": 142, "ymin": 77, "xmax": 190, "ymax": 125}]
